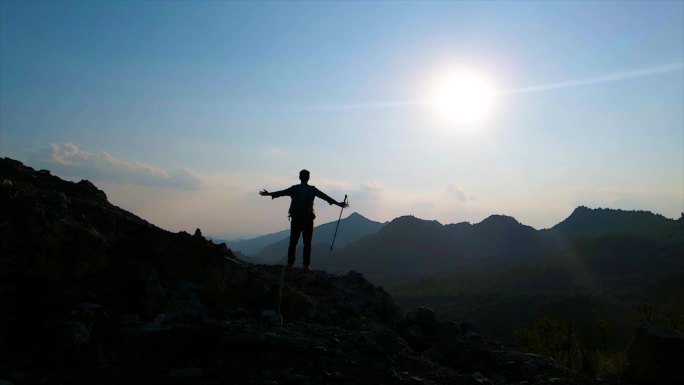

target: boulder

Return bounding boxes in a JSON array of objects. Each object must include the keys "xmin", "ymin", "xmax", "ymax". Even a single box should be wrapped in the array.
[
  {"xmin": 261, "ymin": 309, "xmax": 284, "ymax": 328},
  {"xmin": 401, "ymin": 324, "xmax": 430, "ymax": 352},
  {"xmin": 165, "ymin": 281, "xmax": 205, "ymax": 321},
  {"xmin": 626, "ymin": 322, "xmax": 684, "ymax": 385},
  {"xmin": 139, "ymin": 275, "xmax": 167, "ymax": 317},
  {"xmin": 77, "ymin": 179, "xmax": 107, "ymax": 201},
  {"xmin": 41, "ymin": 319, "xmax": 92, "ymax": 365},
  {"xmin": 407, "ymin": 307, "xmax": 438, "ymax": 334}
]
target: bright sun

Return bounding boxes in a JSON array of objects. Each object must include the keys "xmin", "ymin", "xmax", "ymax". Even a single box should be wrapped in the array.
[{"xmin": 432, "ymin": 72, "xmax": 496, "ymax": 125}]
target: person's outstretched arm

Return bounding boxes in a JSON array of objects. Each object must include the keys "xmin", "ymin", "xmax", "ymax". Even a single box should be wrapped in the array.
[
  {"xmin": 260, "ymin": 187, "xmax": 292, "ymax": 199},
  {"xmin": 315, "ymin": 188, "xmax": 348, "ymax": 208}
]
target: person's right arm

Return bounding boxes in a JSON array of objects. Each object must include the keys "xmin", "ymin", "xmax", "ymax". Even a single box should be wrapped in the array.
[{"xmin": 260, "ymin": 186, "xmax": 292, "ymax": 199}]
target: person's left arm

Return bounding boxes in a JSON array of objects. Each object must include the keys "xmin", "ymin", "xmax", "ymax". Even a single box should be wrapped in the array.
[{"xmin": 315, "ymin": 188, "xmax": 348, "ymax": 207}]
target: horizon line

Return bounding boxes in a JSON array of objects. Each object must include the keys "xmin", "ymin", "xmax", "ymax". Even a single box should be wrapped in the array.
[{"xmin": 215, "ymin": 205, "xmax": 679, "ymax": 240}]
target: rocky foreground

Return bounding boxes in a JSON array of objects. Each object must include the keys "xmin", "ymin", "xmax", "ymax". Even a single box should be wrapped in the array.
[{"xmin": 0, "ymin": 158, "xmax": 597, "ymax": 385}]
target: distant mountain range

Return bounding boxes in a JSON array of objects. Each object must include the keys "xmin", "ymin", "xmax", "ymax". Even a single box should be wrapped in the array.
[
  {"xmin": 226, "ymin": 229, "xmax": 291, "ymax": 256},
  {"xmin": 231, "ymin": 207, "xmax": 682, "ymax": 285},
  {"xmin": 314, "ymin": 206, "xmax": 682, "ymax": 285}
]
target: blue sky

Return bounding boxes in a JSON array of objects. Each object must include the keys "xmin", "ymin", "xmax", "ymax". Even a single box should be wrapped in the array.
[{"xmin": 2, "ymin": 1, "xmax": 683, "ymax": 238}]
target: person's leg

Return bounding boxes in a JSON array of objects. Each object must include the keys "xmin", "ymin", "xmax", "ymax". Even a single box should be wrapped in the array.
[
  {"xmin": 288, "ymin": 218, "xmax": 302, "ymax": 266},
  {"xmin": 302, "ymin": 217, "xmax": 314, "ymax": 267}
]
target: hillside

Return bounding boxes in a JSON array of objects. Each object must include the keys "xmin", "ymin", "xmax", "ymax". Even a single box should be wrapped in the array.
[{"xmin": 0, "ymin": 157, "xmax": 601, "ymax": 384}]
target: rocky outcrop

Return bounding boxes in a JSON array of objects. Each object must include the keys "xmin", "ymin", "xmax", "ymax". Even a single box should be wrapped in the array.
[
  {"xmin": 0, "ymin": 158, "xmax": 596, "ymax": 385},
  {"xmin": 626, "ymin": 322, "xmax": 684, "ymax": 385}
]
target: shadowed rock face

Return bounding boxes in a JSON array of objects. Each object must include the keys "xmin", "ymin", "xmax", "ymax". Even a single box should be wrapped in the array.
[{"xmin": 0, "ymin": 158, "xmax": 596, "ymax": 385}]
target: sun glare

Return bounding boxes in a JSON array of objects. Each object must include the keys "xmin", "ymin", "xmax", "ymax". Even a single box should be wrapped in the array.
[{"xmin": 432, "ymin": 72, "xmax": 496, "ymax": 125}]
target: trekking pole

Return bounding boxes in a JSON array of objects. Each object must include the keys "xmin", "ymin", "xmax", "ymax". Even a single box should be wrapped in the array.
[{"xmin": 330, "ymin": 195, "xmax": 348, "ymax": 250}]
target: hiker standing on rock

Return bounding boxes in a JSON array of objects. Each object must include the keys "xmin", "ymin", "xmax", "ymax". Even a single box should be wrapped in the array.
[{"xmin": 260, "ymin": 169, "xmax": 348, "ymax": 271}]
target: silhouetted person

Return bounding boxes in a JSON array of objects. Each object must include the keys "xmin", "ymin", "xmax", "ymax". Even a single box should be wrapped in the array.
[{"xmin": 260, "ymin": 169, "xmax": 348, "ymax": 271}]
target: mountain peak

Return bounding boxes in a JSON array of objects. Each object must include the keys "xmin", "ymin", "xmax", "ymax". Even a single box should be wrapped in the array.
[
  {"xmin": 480, "ymin": 214, "xmax": 520, "ymax": 226},
  {"xmin": 377, "ymin": 215, "xmax": 444, "ymax": 237},
  {"xmin": 567, "ymin": 206, "xmax": 666, "ymax": 219},
  {"xmin": 346, "ymin": 211, "xmax": 367, "ymax": 220},
  {"xmin": 390, "ymin": 215, "xmax": 442, "ymax": 226},
  {"xmin": 553, "ymin": 206, "xmax": 675, "ymax": 239},
  {"xmin": 566, "ymin": 205, "xmax": 603, "ymax": 219}
]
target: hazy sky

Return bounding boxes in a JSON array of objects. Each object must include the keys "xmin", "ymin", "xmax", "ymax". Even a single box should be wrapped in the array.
[{"xmin": 2, "ymin": 1, "xmax": 683, "ymax": 239}]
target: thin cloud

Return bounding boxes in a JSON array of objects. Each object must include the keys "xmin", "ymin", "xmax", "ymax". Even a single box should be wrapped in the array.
[
  {"xmin": 31, "ymin": 142, "xmax": 204, "ymax": 190},
  {"xmin": 499, "ymin": 62, "xmax": 684, "ymax": 96},
  {"xmin": 446, "ymin": 184, "xmax": 469, "ymax": 202},
  {"xmin": 314, "ymin": 178, "xmax": 386, "ymax": 203},
  {"xmin": 290, "ymin": 62, "xmax": 684, "ymax": 112},
  {"xmin": 356, "ymin": 182, "xmax": 385, "ymax": 200}
]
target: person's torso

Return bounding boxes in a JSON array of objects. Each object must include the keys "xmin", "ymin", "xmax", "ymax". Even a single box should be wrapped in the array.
[{"xmin": 288, "ymin": 184, "xmax": 317, "ymax": 218}]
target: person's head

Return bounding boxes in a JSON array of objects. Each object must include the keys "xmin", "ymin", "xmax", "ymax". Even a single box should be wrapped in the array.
[{"xmin": 299, "ymin": 169, "xmax": 310, "ymax": 183}]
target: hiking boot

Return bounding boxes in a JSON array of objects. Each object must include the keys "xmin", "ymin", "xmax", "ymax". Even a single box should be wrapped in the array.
[{"xmin": 303, "ymin": 265, "xmax": 312, "ymax": 272}]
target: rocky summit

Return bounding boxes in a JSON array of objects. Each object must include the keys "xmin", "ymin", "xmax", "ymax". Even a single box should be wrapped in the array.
[{"xmin": 0, "ymin": 157, "xmax": 596, "ymax": 385}]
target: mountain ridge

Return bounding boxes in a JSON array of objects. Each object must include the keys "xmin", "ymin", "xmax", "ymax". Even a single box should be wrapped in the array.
[
  {"xmin": 239, "ymin": 207, "xmax": 679, "ymax": 270},
  {"xmin": 314, "ymin": 206, "xmax": 682, "ymax": 287},
  {"xmin": 549, "ymin": 205, "xmax": 678, "ymax": 240}
]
